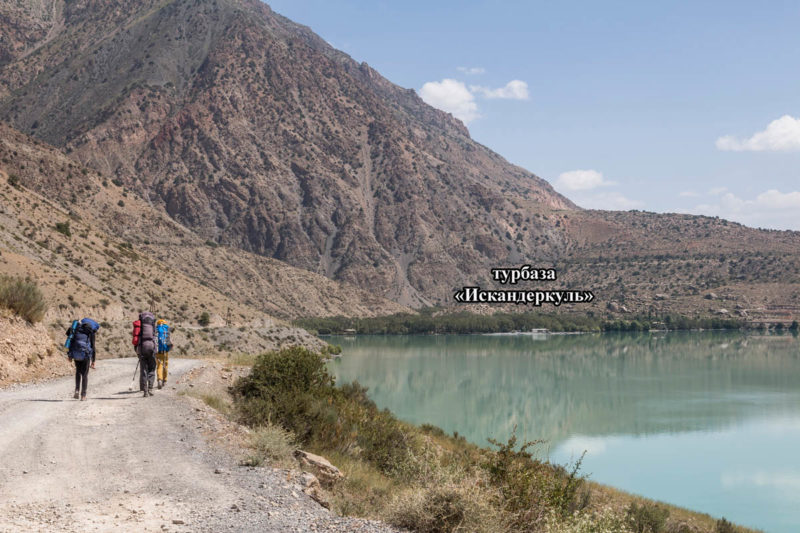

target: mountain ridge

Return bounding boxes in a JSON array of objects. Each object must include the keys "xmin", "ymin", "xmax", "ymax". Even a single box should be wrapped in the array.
[
  {"xmin": 0, "ymin": 0, "xmax": 575, "ymax": 306},
  {"xmin": 0, "ymin": 0, "xmax": 799, "ymax": 319}
]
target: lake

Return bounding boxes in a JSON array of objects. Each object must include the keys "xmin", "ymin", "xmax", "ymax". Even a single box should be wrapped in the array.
[{"xmin": 327, "ymin": 332, "xmax": 800, "ymax": 533}]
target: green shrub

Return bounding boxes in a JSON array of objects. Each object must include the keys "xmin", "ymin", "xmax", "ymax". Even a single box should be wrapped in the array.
[
  {"xmin": 483, "ymin": 430, "xmax": 587, "ymax": 527},
  {"xmin": 55, "ymin": 221, "xmax": 71, "ymax": 237},
  {"xmin": 7, "ymin": 174, "xmax": 20, "ymax": 188},
  {"xmin": 625, "ymin": 501, "xmax": 669, "ymax": 533},
  {"xmin": 0, "ymin": 276, "xmax": 48, "ymax": 323},
  {"xmin": 319, "ymin": 344, "xmax": 343, "ymax": 356},
  {"xmin": 233, "ymin": 347, "xmax": 417, "ymax": 475},
  {"xmin": 233, "ymin": 346, "xmax": 336, "ymax": 442},
  {"xmin": 198, "ymin": 311, "xmax": 210, "ymax": 326},
  {"xmin": 715, "ymin": 518, "xmax": 736, "ymax": 533}
]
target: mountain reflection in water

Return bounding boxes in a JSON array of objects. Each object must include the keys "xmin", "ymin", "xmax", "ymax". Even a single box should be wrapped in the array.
[{"xmin": 329, "ymin": 332, "xmax": 800, "ymax": 533}]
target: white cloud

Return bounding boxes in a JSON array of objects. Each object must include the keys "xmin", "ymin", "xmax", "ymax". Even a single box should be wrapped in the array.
[
  {"xmin": 688, "ymin": 189, "xmax": 800, "ymax": 230},
  {"xmin": 575, "ymin": 192, "xmax": 645, "ymax": 210},
  {"xmin": 558, "ymin": 435, "xmax": 608, "ymax": 457},
  {"xmin": 757, "ymin": 189, "xmax": 800, "ymax": 209},
  {"xmin": 457, "ymin": 66, "xmax": 485, "ymax": 75},
  {"xmin": 470, "ymin": 80, "xmax": 529, "ymax": 100},
  {"xmin": 679, "ymin": 191, "xmax": 700, "ymax": 198},
  {"xmin": 708, "ymin": 186, "xmax": 728, "ymax": 196},
  {"xmin": 721, "ymin": 470, "xmax": 800, "ymax": 493},
  {"xmin": 419, "ymin": 76, "xmax": 530, "ymax": 123},
  {"xmin": 553, "ymin": 169, "xmax": 640, "ymax": 210},
  {"xmin": 555, "ymin": 169, "xmax": 616, "ymax": 191},
  {"xmin": 716, "ymin": 115, "xmax": 800, "ymax": 152},
  {"xmin": 418, "ymin": 79, "xmax": 480, "ymax": 123}
]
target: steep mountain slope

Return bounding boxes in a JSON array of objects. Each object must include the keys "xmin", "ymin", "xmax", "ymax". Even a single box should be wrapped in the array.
[
  {"xmin": 0, "ymin": 122, "xmax": 412, "ymax": 358},
  {"xmin": 0, "ymin": 0, "xmax": 573, "ymax": 306},
  {"xmin": 0, "ymin": 0, "xmax": 799, "ymax": 318},
  {"xmin": 0, "ymin": 122, "xmax": 406, "ymax": 320}
]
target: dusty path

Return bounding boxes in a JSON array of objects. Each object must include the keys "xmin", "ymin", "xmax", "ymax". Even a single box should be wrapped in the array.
[{"xmin": 0, "ymin": 358, "xmax": 398, "ymax": 533}]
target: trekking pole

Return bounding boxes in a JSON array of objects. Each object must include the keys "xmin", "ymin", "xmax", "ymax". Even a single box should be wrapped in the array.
[{"xmin": 129, "ymin": 360, "xmax": 140, "ymax": 391}]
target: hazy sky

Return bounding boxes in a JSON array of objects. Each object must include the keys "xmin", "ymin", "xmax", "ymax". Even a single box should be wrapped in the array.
[{"xmin": 266, "ymin": 1, "xmax": 800, "ymax": 230}]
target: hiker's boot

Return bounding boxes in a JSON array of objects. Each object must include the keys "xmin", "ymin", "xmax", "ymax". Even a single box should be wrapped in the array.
[
  {"xmin": 80, "ymin": 395, "xmax": 86, "ymax": 401},
  {"xmin": 157, "ymin": 380, "xmax": 163, "ymax": 390},
  {"xmin": 73, "ymin": 391, "xmax": 80, "ymax": 399}
]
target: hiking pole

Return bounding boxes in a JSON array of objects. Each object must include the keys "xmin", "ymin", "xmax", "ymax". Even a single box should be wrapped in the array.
[{"xmin": 129, "ymin": 360, "xmax": 140, "ymax": 391}]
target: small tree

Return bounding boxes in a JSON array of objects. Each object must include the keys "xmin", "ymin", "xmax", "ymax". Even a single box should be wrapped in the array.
[{"xmin": 198, "ymin": 311, "xmax": 210, "ymax": 327}]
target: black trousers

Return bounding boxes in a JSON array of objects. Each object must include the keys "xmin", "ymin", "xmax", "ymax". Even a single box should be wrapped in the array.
[
  {"xmin": 74, "ymin": 359, "xmax": 90, "ymax": 396},
  {"xmin": 139, "ymin": 348, "xmax": 157, "ymax": 392}
]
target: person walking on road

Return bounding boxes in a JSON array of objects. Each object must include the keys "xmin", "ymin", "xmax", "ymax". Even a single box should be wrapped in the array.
[
  {"xmin": 135, "ymin": 311, "xmax": 158, "ymax": 397},
  {"xmin": 65, "ymin": 318, "xmax": 100, "ymax": 401},
  {"xmin": 156, "ymin": 319, "xmax": 172, "ymax": 389}
]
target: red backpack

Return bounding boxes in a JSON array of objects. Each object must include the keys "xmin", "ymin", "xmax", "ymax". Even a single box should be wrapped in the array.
[{"xmin": 132, "ymin": 319, "xmax": 141, "ymax": 347}]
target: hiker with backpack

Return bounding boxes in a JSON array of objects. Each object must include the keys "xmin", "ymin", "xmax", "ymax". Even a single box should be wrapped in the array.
[
  {"xmin": 65, "ymin": 318, "xmax": 100, "ymax": 401},
  {"xmin": 156, "ymin": 319, "xmax": 172, "ymax": 389},
  {"xmin": 133, "ymin": 311, "xmax": 158, "ymax": 397}
]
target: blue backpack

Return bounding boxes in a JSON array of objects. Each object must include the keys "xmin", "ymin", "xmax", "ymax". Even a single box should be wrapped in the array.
[
  {"xmin": 69, "ymin": 318, "xmax": 100, "ymax": 361},
  {"xmin": 157, "ymin": 322, "xmax": 171, "ymax": 353}
]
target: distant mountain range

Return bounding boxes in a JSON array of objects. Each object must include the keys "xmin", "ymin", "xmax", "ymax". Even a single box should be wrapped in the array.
[{"xmin": 1, "ymin": 0, "xmax": 799, "ymax": 322}]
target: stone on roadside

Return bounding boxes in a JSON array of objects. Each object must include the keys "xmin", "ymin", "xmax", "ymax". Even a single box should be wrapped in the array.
[
  {"xmin": 299, "ymin": 472, "xmax": 329, "ymax": 508},
  {"xmin": 294, "ymin": 450, "xmax": 343, "ymax": 486}
]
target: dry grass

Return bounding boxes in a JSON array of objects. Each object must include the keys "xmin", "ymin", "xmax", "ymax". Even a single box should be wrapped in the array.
[
  {"xmin": 386, "ymin": 483, "xmax": 506, "ymax": 533},
  {"xmin": 243, "ymin": 424, "xmax": 297, "ymax": 468},
  {"xmin": 227, "ymin": 352, "xmax": 257, "ymax": 366},
  {"xmin": 587, "ymin": 483, "xmax": 762, "ymax": 533},
  {"xmin": 324, "ymin": 451, "xmax": 401, "ymax": 518}
]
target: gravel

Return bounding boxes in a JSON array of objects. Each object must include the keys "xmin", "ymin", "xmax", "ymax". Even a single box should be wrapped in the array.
[{"xmin": 0, "ymin": 358, "xmax": 402, "ymax": 532}]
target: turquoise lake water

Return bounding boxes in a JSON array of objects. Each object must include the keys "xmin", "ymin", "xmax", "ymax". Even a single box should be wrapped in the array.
[{"xmin": 327, "ymin": 332, "xmax": 800, "ymax": 533}]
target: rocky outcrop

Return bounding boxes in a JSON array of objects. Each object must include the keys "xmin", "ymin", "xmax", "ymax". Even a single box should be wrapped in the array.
[{"xmin": 0, "ymin": 315, "xmax": 65, "ymax": 387}]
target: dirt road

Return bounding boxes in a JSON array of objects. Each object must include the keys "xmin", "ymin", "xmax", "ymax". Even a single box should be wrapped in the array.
[{"xmin": 0, "ymin": 358, "xmax": 397, "ymax": 532}]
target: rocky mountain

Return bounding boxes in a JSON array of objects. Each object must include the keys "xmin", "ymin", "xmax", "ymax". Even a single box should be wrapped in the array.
[
  {"xmin": 0, "ymin": 122, "xmax": 412, "ymax": 358},
  {"xmin": 0, "ymin": 0, "xmax": 573, "ymax": 307},
  {"xmin": 0, "ymin": 0, "xmax": 799, "ymax": 319},
  {"xmin": 0, "ymin": 122, "xmax": 406, "ymax": 320}
]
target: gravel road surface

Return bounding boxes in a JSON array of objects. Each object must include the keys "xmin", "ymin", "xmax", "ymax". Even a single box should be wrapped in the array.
[{"xmin": 0, "ymin": 358, "xmax": 400, "ymax": 532}]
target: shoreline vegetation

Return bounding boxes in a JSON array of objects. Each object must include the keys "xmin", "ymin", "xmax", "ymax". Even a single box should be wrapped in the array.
[
  {"xmin": 232, "ymin": 346, "xmax": 755, "ymax": 533},
  {"xmin": 295, "ymin": 309, "xmax": 798, "ymax": 336}
]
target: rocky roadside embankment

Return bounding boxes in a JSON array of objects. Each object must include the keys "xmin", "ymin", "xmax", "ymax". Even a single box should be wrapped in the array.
[{"xmin": 0, "ymin": 314, "xmax": 68, "ymax": 388}]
